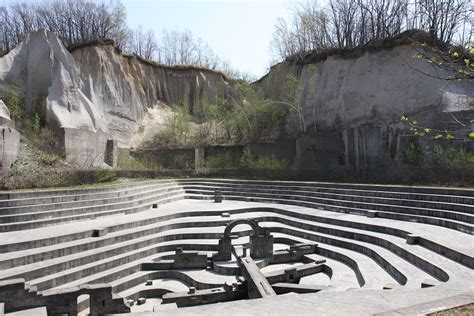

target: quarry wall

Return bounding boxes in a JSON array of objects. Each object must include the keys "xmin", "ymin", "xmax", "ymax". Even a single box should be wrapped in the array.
[
  {"xmin": 256, "ymin": 34, "xmax": 474, "ymax": 172},
  {"xmin": 0, "ymin": 29, "xmax": 472, "ymax": 173},
  {"xmin": 0, "ymin": 30, "xmax": 236, "ymax": 167}
]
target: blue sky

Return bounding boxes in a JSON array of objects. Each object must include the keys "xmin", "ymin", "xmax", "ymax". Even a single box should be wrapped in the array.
[{"xmin": 122, "ymin": 0, "xmax": 293, "ymax": 78}]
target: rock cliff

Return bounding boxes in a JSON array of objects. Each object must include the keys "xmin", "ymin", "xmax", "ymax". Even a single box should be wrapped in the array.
[
  {"xmin": 0, "ymin": 30, "xmax": 236, "ymax": 166},
  {"xmin": 256, "ymin": 31, "xmax": 474, "ymax": 171}
]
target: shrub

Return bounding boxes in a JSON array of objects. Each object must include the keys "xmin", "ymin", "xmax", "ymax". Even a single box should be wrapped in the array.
[
  {"xmin": 94, "ymin": 168, "xmax": 118, "ymax": 183},
  {"xmin": 398, "ymin": 143, "xmax": 474, "ymax": 168},
  {"xmin": 205, "ymin": 148, "xmax": 290, "ymax": 170},
  {"xmin": 204, "ymin": 152, "xmax": 240, "ymax": 169},
  {"xmin": 240, "ymin": 148, "xmax": 290, "ymax": 170}
]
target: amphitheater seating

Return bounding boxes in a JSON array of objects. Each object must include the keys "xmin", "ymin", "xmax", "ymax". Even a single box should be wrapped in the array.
[{"xmin": 0, "ymin": 179, "xmax": 472, "ymax": 314}]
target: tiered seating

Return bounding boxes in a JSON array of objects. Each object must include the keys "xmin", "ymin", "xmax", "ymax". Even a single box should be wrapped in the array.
[
  {"xmin": 179, "ymin": 179, "xmax": 474, "ymax": 234},
  {"xmin": 0, "ymin": 180, "xmax": 185, "ymax": 232},
  {"xmin": 0, "ymin": 179, "xmax": 472, "ymax": 314}
]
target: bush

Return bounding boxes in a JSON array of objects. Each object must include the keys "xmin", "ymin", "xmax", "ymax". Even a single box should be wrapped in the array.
[
  {"xmin": 398, "ymin": 143, "xmax": 474, "ymax": 168},
  {"xmin": 204, "ymin": 152, "xmax": 240, "ymax": 169},
  {"xmin": 204, "ymin": 148, "xmax": 290, "ymax": 170},
  {"xmin": 117, "ymin": 155, "xmax": 164, "ymax": 171},
  {"xmin": 94, "ymin": 168, "xmax": 117, "ymax": 183},
  {"xmin": 239, "ymin": 148, "xmax": 290, "ymax": 170}
]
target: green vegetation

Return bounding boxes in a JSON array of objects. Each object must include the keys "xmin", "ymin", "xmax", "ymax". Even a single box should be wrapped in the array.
[
  {"xmin": 117, "ymin": 155, "xmax": 164, "ymax": 171},
  {"xmin": 401, "ymin": 115, "xmax": 473, "ymax": 143},
  {"xmin": 145, "ymin": 105, "xmax": 192, "ymax": 148},
  {"xmin": 398, "ymin": 143, "xmax": 474, "ymax": 168},
  {"xmin": 146, "ymin": 79, "xmax": 292, "ymax": 149},
  {"xmin": 204, "ymin": 148, "xmax": 290, "ymax": 170},
  {"xmin": 93, "ymin": 168, "xmax": 118, "ymax": 183}
]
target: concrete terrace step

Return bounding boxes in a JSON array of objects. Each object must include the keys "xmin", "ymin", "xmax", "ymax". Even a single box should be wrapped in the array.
[
  {"xmin": 0, "ymin": 180, "xmax": 173, "ymax": 204},
  {"xmin": 181, "ymin": 183, "xmax": 474, "ymax": 214},
  {"xmin": 0, "ymin": 212, "xmax": 454, "ymax": 294},
  {"xmin": 0, "ymin": 208, "xmax": 413, "ymax": 270},
  {"xmin": 0, "ymin": 182, "xmax": 180, "ymax": 214},
  {"xmin": 176, "ymin": 179, "xmax": 474, "ymax": 197},
  {"xmin": 28, "ymin": 239, "xmax": 218, "ymax": 291},
  {"xmin": 0, "ymin": 191, "xmax": 185, "ymax": 232},
  {"xmin": 181, "ymin": 180, "xmax": 474, "ymax": 207},
  {"xmin": 184, "ymin": 190, "xmax": 474, "ymax": 234},
  {"xmin": 183, "ymin": 187, "xmax": 474, "ymax": 223},
  {"xmin": 0, "ymin": 207, "xmax": 412, "ymax": 269},
  {"xmin": 0, "ymin": 185, "xmax": 184, "ymax": 223}
]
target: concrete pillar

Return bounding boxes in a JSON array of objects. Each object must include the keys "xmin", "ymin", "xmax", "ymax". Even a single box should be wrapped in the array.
[
  {"xmin": 342, "ymin": 129, "xmax": 349, "ymax": 168},
  {"xmin": 104, "ymin": 139, "xmax": 118, "ymax": 167},
  {"xmin": 195, "ymin": 147, "xmax": 205, "ymax": 173},
  {"xmin": 0, "ymin": 127, "xmax": 20, "ymax": 176}
]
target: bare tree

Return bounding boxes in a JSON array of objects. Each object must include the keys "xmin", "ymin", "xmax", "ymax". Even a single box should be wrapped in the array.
[
  {"xmin": 271, "ymin": 0, "xmax": 472, "ymax": 60},
  {"xmin": 125, "ymin": 25, "xmax": 158, "ymax": 60},
  {"xmin": 0, "ymin": 0, "xmax": 128, "ymax": 51}
]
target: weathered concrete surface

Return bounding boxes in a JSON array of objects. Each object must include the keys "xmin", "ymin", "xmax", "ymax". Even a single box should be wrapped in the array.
[
  {"xmin": 0, "ymin": 127, "xmax": 20, "ymax": 175},
  {"xmin": 239, "ymin": 256, "xmax": 276, "ymax": 299}
]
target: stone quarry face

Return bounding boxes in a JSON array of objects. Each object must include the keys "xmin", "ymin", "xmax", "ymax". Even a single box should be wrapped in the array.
[
  {"xmin": 1, "ymin": 29, "xmax": 473, "ymax": 170},
  {"xmin": 0, "ymin": 29, "xmax": 236, "ymax": 166},
  {"xmin": 0, "ymin": 180, "xmax": 472, "ymax": 315}
]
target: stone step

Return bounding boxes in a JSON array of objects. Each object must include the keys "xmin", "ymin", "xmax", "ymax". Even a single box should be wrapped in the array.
[
  {"xmin": 177, "ymin": 179, "xmax": 474, "ymax": 197},
  {"xmin": 0, "ymin": 182, "xmax": 178, "ymax": 214},
  {"xmin": 184, "ymin": 190, "xmax": 474, "ymax": 234},
  {"xmin": 0, "ymin": 185, "xmax": 183, "ymax": 223},
  {"xmin": 0, "ymin": 180, "xmax": 172, "ymax": 204},
  {"xmin": 184, "ymin": 188, "xmax": 474, "ymax": 223},
  {"xmin": 29, "ymin": 239, "xmax": 218, "ymax": 291},
  {"xmin": 1, "ymin": 213, "xmax": 451, "ymax": 293},
  {"xmin": 0, "ymin": 191, "xmax": 185, "ymax": 232},
  {"xmin": 182, "ymin": 184, "xmax": 474, "ymax": 214},
  {"xmin": 181, "ymin": 181, "xmax": 474, "ymax": 206}
]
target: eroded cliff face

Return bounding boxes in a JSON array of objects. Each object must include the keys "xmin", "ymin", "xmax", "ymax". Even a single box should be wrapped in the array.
[
  {"xmin": 257, "ymin": 39, "xmax": 474, "ymax": 170},
  {"xmin": 0, "ymin": 30, "xmax": 236, "ymax": 166},
  {"xmin": 72, "ymin": 45, "xmax": 236, "ymax": 147}
]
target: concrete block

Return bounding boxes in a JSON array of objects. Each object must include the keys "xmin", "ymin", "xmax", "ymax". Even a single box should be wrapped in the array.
[
  {"xmin": 366, "ymin": 211, "xmax": 378, "ymax": 218},
  {"xmin": 92, "ymin": 228, "xmax": 108, "ymax": 237},
  {"xmin": 406, "ymin": 234, "xmax": 420, "ymax": 245},
  {"xmin": 221, "ymin": 212, "xmax": 230, "ymax": 217},
  {"xmin": 104, "ymin": 139, "xmax": 118, "ymax": 167},
  {"xmin": 214, "ymin": 190, "xmax": 223, "ymax": 203},
  {"xmin": 62, "ymin": 128, "xmax": 107, "ymax": 167}
]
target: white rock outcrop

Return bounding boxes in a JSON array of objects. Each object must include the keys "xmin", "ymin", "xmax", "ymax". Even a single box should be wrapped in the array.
[
  {"xmin": 0, "ymin": 30, "xmax": 236, "ymax": 165},
  {"xmin": 72, "ymin": 45, "xmax": 236, "ymax": 147},
  {"xmin": 0, "ymin": 100, "xmax": 10, "ymax": 121}
]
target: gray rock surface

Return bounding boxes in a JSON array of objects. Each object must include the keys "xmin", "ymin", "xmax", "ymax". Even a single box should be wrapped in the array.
[
  {"xmin": 257, "ymin": 44, "xmax": 474, "ymax": 136},
  {"xmin": 256, "ymin": 40, "xmax": 474, "ymax": 170}
]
